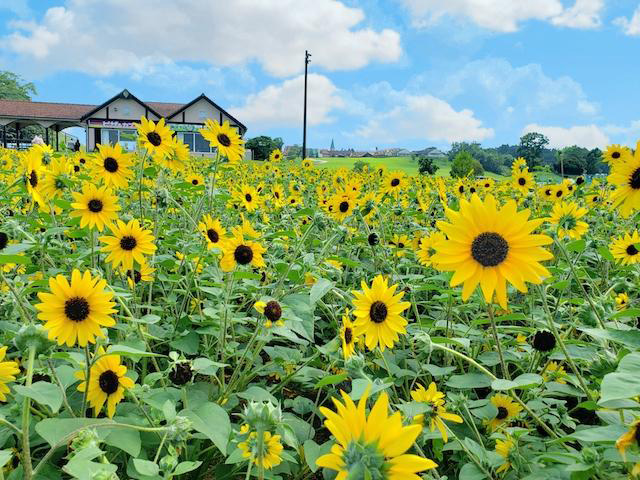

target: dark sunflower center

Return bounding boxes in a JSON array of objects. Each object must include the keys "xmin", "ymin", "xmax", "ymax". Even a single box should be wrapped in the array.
[
  {"xmin": 458, "ymin": 186, "xmax": 464, "ymax": 193},
  {"xmin": 391, "ymin": 178, "xmax": 400, "ymax": 187},
  {"xmin": 496, "ymin": 406, "xmax": 509, "ymax": 420},
  {"xmin": 207, "ymin": 228, "xmax": 219, "ymax": 243},
  {"xmin": 146, "ymin": 131, "xmax": 162, "ymax": 147},
  {"xmin": 264, "ymin": 300, "xmax": 282, "ymax": 322},
  {"xmin": 120, "ymin": 235, "xmax": 138, "ymax": 251},
  {"xmin": 192, "ymin": 179, "xmax": 199, "ymax": 185},
  {"xmin": 635, "ymin": 425, "xmax": 640, "ymax": 444},
  {"xmin": 369, "ymin": 301, "xmax": 388, "ymax": 324},
  {"xmin": 612, "ymin": 151, "xmax": 621, "ymax": 159},
  {"xmin": 545, "ymin": 189, "xmax": 552, "ymax": 196},
  {"xmin": 274, "ymin": 191, "xmax": 280, "ymax": 199},
  {"xmin": 234, "ymin": 245, "xmax": 253, "ymax": 265},
  {"xmin": 245, "ymin": 193, "xmax": 252, "ymax": 202},
  {"xmin": 344, "ymin": 327, "xmax": 353, "ymax": 344},
  {"xmin": 629, "ymin": 168, "xmax": 640, "ymax": 189},
  {"xmin": 64, "ymin": 297, "xmax": 90, "ymax": 322},
  {"xmin": 470, "ymin": 187, "xmax": 476, "ymax": 193},
  {"xmin": 471, "ymin": 232, "xmax": 509, "ymax": 267},
  {"xmin": 127, "ymin": 269, "xmax": 142, "ymax": 284},
  {"xmin": 98, "ymin": 370, "xmax": 120, "ymax": 395},
  {"xmin": 0, "ymin": 232, "xmax": 8, "ymax": 251},
  {"xmin": 339, "ymin": 201, "xmax": 349, "ymax": 213},
  {"xmin": 627, "ymin": 244, "xmax": 639, "ymax": 256},
  {"xmin": 555, "ymin": 190, "xmax": 563, "ymax": 197},
  {"xmin": 518, "ymin": 177, "xmax": 526, "ymax": 186},
  {"xmin": 576, "ymin": 177, "xmax": 584, "ymax": 185},
  {"xmin": 398, "ymin": 242, "xmax": 405, "ymax": 248},
  {"xmin": 104, "ymin": 157, "xmax": 119, "ymax": 173},
  {"xmin": 88, "ymin": 199, "xmax": 103, "ymax": 213},
  {"xmin": 29, "ymin": 171, "xmax": 38, "ymax": 187},
  {"xmin": 217, "ymin": 133, "xmax": 231, "ymax": 147},
  {"xmin": 55, "ymin": 178, "xmax": 65, "ymax": 190}
]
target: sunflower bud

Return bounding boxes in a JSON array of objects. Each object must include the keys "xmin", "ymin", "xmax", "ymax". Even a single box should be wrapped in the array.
[
  {"xmin": 241, "ymin": 401, "xmax": 282, "ymax": 432},
  {"xmin": 13, "ymin": 324, "xmax": 54, "ymax": 355},
  {"xmin": 70, "ymin": 428, "xmax": 101, "ymax": 451}
]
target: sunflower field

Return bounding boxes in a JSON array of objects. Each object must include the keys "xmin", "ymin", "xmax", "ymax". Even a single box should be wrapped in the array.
[{"xmin": 1, "ymin": 119, "xmax": 640, "ymax": 480}]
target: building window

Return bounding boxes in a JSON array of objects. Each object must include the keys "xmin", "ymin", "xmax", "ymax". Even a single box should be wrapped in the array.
[
  {"xmin": 198, "ymin": 110, "xmax": 206, "ymax": 120},
  {"xmin": 194, "ymin": 132, "xmax": 211, "ymax": 153}
]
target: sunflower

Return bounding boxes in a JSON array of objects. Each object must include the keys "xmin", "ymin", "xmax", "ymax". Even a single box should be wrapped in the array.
[
  {"xmin": 340, "ymin": 309, "xmax": 357, "ymax": 360},
  {"xmin": 389, "ymin": 234, "xmax": 410, "ymax": 257},
  {"xmin": 93, "ymin": 143, "xmax": 134, "ymax": 189},
  {"xmin": 99, "ymin": 219, "xmax": 157, "ymax": 270},
  {"xmin": 585, "ymin": 193, "xmax": 603, "ymax": 206},
  {"xmin": 416, "ymin": 232, "xmax": 445, "ymax": 268},
  {"xmin": 330, "ymin": 191, "xmax": 357, "ymax": 222},
  {"xmin": 199, "ymin": 214, "xmax": 226, "ymax": 249},
  {"xmin": 185, "ymin": 172, "xmax": 205, "ymax": 187},
  {"xmin": 542, "ymin": 361, "xmax": 567, "ymax": 384},
  {"xmin": 125, "ymin": 262, "xmax": 155, "ymax": 289},
  {"xmin": 200, "ymin": 119, "xmax": 245, "ymax": 162},
  {"xmin": 495, "ymin": 435, "xmax": 515, "ymax": 473},
  {"xmin": 236, "ymin": 184, "xmax": 261, "ymax": 212},
  {"xmin": 547, "ymin": 201, "xmax": 589, "ymax": 239},
  {"xmin": 487, "ymin": 394, "xmax": 522, "ymax": 431},
  {"xmin": 269, "ymin": 149, "xmax": 283, "ymax": 162},
  {"xmin": 75, "ymin": 346, "xmax": 135, "ymax": 418},
  {"xmin": 384, "ymin": 171, "xmax": 408, "ymax": 196},
  {"xmin": 270, "ymin": 184, "xmax": 286, "ymax": 208},
  {"xmin": 603, "ymin": 144, "xmax": 632, "ymax": 165},
  {"xmin": 410, "ymin": 382, "xmax": 463, "ymax": 443},
  {"xmin": 220, "ymin": 233, "xmax": 266, "ymax": 272},
  {"xmin": 610, "ymin": 230, "xmax": 640, "ymax": 265},
  {"xmin": 254, "ymin": 300, "xmax": 284, "ymax": 328},
  {"xmin": 39, "ymin": 156, "xmax": 73, "ymax": 201},
  {"xmin": 317, "ymin": 389, "xmax": 437, "ymax": 480},
  {"xmin": 616, "ymin": 292, "xmax": 629, "ymax": 310},
  {"xmin": 136, "ymin": 116, "xmax": 173, "ymax": 159},
  {"xmin": 539, "ymin": 185, "xmax": 555, "ymax": 201},
  {"xmin": 351, "ymin": 275, "xmax": 411, "ymax": 351},
  {"xmin": 0, "ymin": 346, "xmax": 20, "ymax": 402},
  {"xmin": 238, "ymin": 431, "xmax": 283, "ymax": 470},
  {"xmin": 155, "ymin": 135, "xmax": 189, "ymax": 172},
  {"xmin": 551, "ymin": 183, "xmax": 570, "ymax": 202},
  {"xmin": 608, "ymin": 146, "xmax": 640, "ymax": 217},
  {"xmin": 70, "ymin": 183, "xmax": 120, "ymax": 232},
  {"xmin": 512, "ymin": 169, "xmax": 534, "ymax": 195},
  {"xmin": 302, "ymin": 158, "xmax": 313, "ymax": 169},
  {"xmin": 453, "ymin": 179, "xmax": 466, "ymax": 197},
  {"xmin": 617, "ymin": 420, "xmax": 640, "ymax": 459},
  {"xmin": 432, "ymin": 194, "xmax": 553, "ymax": 309},
  {"xmin": 35, "ymin": 269, "xmax": 117, "ymax": 347},
  {"xmin": 22, "ymin": 150, "xmax": 45, "ymax": 206}
]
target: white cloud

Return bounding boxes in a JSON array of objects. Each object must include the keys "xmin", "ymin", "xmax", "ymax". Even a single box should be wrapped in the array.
[
  {"xmin": 230, "ymin": 74, "xmax": 344, "ymax": 127},
  {"xmin": 3, "ymin": 0, "xmax": 402, "ymax": 78},
  {"xmin": 614, "ymin": 6, "xmax": 640, "ymax": 35},
  {"xmin": 522, "ymin": 124, "xmax": 609, "ymax": 149},
  {"xmin": 436, "ymin": 58, "xmax": 598, "ymax": 118},
  {"xmin": 355, "ymin": 92, "xmax": 493, "ymax": 143},
  {"xmin": 401, "ymin": 0, "xmax": 603, "ymax": 32},
  {"xmin": 0, "ymin": 0, "xmax": 31, "ymax": 17}
]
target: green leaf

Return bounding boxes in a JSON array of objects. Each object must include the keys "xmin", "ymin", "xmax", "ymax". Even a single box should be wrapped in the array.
[
  {"xmin": 181, "ymin": 402, "xmax": 230, "ymax": 455},
  {"xmin": 446, "ymin": 373, "xmax": 492, "ymax": 389},
  {"xmin": 569, "ymin": 425, "xmax": 627, "ymax": 442},
  {"xmin": 0, "ymin": 254, "xmax": 30, "ymax": 265},
  {"xmin": 581, "ymin": 328, "xmax": 640, "ymax": 349},
  {"xmin": 315, "ymin": 373, "xmax": 348, "ymax": 388},
  {"xmin": 491, "ymin": 374, "xmax": 542, "ymax": 391},
  {"xmin": 133, "ymin": 458, "xmax": 159, "ymax": 476},
  {"xmin": 173, "ymin": 461, "xmax": 203, "ymax": 475},
  {"xmin": 309, "ymin": 278, "xmax": 334, "ymax": 304},
  {"xmin": 237, "ymin": 386, "xmax": 278, "ymax": 404},
  {"xmin": 13, "ymin": 382, "xmax": 63, "ymax": 413},
  {"xmin": 35, "ymin": 418, "xmax": 113, "ymax": 447},
  {"xmin": 303, "ymin": 440, "xmax": 331, "ymax": 473},
  {"xmin": 103, "ymin": 427, "xmax": 141, "ymax": 456},
  {"xmin": 0, "ymin": 450, "xmax": 13, "ymax": 468},
  {"xmin": 106, "ymin": 345, "xmax": 164, "ymax": 358},
  {"xmin": 459, "ymin": 462, "xmax": 489, "ymax": 480},
  {"xmin": 600, "ymin": 352, "xmax": 640, "ymax": 405},
  {"xmin": 597, "ymin": 246, "xmax": 614, "ymax": 261},
  {"xmin": 566, "ymin": 239, "xmax": 586, "ymax": 253},
  {"xmin": 351, "ymin": 379, "xmax": 392, "ymax": 400}
]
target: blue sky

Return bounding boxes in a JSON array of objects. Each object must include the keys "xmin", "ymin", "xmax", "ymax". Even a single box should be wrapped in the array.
[{"xmin": 1, "ymin": 0, "xmax": 639, "ymax": 151}]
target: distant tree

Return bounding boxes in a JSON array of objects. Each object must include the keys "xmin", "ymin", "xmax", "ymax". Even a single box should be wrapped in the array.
[
  {"xmin": 0, "ymin": 71, "xmax": 36, "ymax": 100},
  {"xmin": 414, "ymin": 154, "xmax": 438, "ymax": 175},
  {"xmin": 450, "ymin": 152, "xmax": 483, "ymax": 178},
  {"xmin": 517, "ymin": 132, "xmax": 549, "ymax": 168},
  {"xmin": 245, "ymin": 136, "xmax": 283, "ymax": 161},
  {"xmin": 554, "ymin": 146, "xmax": 588, "ymax": 175},
  {"xmin": 448, "ymin": 142, "xmax": 508, "ymax": 174},
  {"xmin": 585, "ymin": 147, "xmax": 607, "ymax": 174},
  {"xmin": 286, "ymin": 145, "xmax": 302, "ymax": 159},
  {"xmin": 353, "ymin": 160, "xmax": 370, "ymax": 172}
]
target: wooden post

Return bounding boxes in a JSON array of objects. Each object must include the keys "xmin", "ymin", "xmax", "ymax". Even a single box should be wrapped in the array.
[{"xmin": 55, "ymin": 126, "xmax": 59, "ymax": 151}]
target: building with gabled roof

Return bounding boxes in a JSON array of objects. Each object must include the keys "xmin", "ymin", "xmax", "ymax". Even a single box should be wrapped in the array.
[{"xmin": 0, "ymin": 89, "xmax": 246, "ymax": 154}]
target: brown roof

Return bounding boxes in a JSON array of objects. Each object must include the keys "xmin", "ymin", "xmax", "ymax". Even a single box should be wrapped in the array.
[
  {"xmin": 0, "ymin": 99, "xmax": 95, "ymax": 120},
  {"xmin": 146, "ymin": 102, "xmax": 185, "ymax": 118}
]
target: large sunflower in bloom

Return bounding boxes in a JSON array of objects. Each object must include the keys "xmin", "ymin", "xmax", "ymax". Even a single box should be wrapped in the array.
[
  {"xmin": 269, "ymin": 149, "xmax": 283, "ymax": 162},
  {"xmin": 220, "ymin": 233, "xmax": 266, "ymax": 272},
  {"xmin": 137, "ymin": 116, "xmax": 174, "ymax": 159},
  {"xmin": 351, "ymin": 275, "xmax": 411, "ymax": 351},
  {"xmin": 432, "ymin": 194, "xmax": 553, "ymax": 309},
  {"xmin": 317, "ymin": 389, "xmax": 437, "ymax": 480},
  {"xmin": 35, "ymin": 270, "xmax": 117, "ymax": 347},
  {"xmin": 547, "ymin": 201, "xmax": 589, "ymax": 239},
  {"xmin": 200, "ymin": 119, "xmax": 245, "ymax": 162},
  {"xmin": 22, "ymin": 150, "xmax": 45, "ymax": 206},
  {"xmin": 603, "ymin": 144, "xmax": 632, "ymax": 166},
  {"xmin": 0, "ymin": 346, "xmax": 20, "ymax": 402},
  {"xmin": 198, "ymin": 214, "xmax": 226, "ymax": 249},
  {"xmin": 75, "ymin": 346, "xmax": 135, "ymax": 418},
  {"xmin": 487, "ymin": 394, "xmax": 522, "ymax": 431},
  {"xmin": 93, "ymin": 143, "xmax": 134, "ymax": 189},
  {"xmin": 610, "ymin": 230, "xmax": 640, "ymax": 265},
  {"xmin": 70, "ymin": 183, "xmax": 120, "ymax": 232},
  {"xmin": 608, "ymin": 144, "xmax": 640, "ymax": 217},
  {"xmin": 99, "ymin": 219, "xmax": 157, "ymax": 270}
]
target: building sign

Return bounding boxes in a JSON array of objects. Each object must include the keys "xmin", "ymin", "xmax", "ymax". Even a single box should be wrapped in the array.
[
  {"xmin": 169, "ymin": 123, "xmax": 204, "ymax": 132},
  {"xmin": 88, "ymin": 120, "xmax": 137, "ymax": 128}
]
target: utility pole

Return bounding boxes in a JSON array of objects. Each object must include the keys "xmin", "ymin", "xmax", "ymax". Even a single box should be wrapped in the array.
[{"xmin": 302, "ymin": 50, "xmax": 311, "ymax": 160}]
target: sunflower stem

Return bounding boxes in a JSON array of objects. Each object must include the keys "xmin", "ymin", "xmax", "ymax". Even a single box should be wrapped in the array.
[
  {"xmin": 487, "ymin": 304, "xmax": 510, "ymax": 380},
  {"xmin": 21, "ymin": 344, "xmax": 36, "ymax": 480},
  {"xmin": 137, "ymin": 151, "xmax": 148, "ymax": 220},
  {"xmin": 81, "ymin": 345, "xmax": 91, "ymax": 415},
  {"xmin": 218, "ymin": 271, "xmax": 236, "ymax": 389}
]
